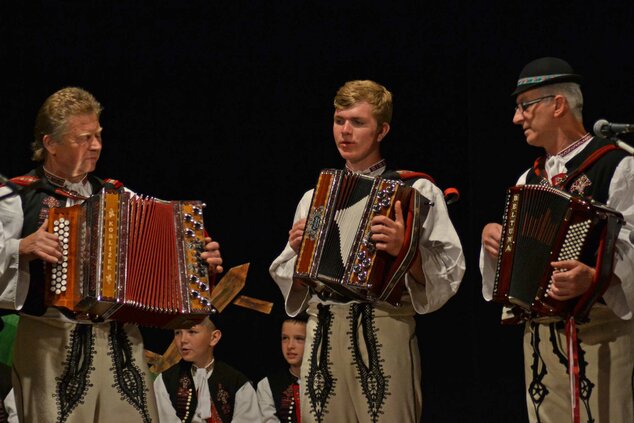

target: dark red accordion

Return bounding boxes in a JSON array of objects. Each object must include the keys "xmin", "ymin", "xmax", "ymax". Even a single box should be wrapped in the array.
[
  {"xmin": 44, "ymin": 188, "xmax": 214, "ymax": 328},
  {"xmin": 492, "ymin": 184, "xmax": 624, "ymax": 320},
  {"xmin": 293, "ymin": 169, "xmax": 430, "ymax": 306}
]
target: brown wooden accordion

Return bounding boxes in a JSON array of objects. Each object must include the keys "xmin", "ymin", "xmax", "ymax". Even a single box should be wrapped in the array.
[
  {"xmin": 44, "ymin": 188, "xmax": 214, "ymax": 328},
  {"xmin": 492, "ymin": 184, "xmax": 624, "ymax": 319},
  {"xmin": 293, "ymin": 169, "xmax": 430, "ymax": 306}
]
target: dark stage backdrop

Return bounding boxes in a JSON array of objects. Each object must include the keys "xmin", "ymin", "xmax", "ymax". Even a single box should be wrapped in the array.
[{"xmin": 1, "ymin": 2, "xmax": 633, "ymax": 422}]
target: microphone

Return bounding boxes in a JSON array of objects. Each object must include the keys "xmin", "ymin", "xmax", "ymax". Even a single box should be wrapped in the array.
[{"xmin": 593, "ymin": 119, "xmax": 634, "ymax": 139}]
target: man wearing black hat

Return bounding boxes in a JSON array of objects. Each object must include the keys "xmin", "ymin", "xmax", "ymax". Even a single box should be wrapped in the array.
[{"xmin": 480, "ymin": 57, "xmax": 634, "ymax": 423}]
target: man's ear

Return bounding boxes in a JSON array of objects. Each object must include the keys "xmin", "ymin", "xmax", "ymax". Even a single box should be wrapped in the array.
[
  {"xmin": 553, "ymin": 95, "xmax": 567, "ymax": 118},
  {"xmin": 43, "ymin": 134, "xmax": 57, "ymax": 156},
  {"xmin": 377, "ymin": 122, "xmax": 390, "ymax": 142}
]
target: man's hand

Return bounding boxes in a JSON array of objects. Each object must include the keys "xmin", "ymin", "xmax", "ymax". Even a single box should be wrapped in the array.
[
  {"xmin": 482, "ymin": 223, "xmax": 503, "ymax": 260},
  {"xmin": 18, "ymin": 219, "xmax": 62, "ymax": 263},
  {"xmin": 289, "ymin": 218, "xmax": 306, "ymax": 254},
  {"xmin": 548, "ymin": 260, "xmax": 595, "ymax": 300},
  {"xmin": 371, "ymin": 200, "xmax": 405, "ymax": 257},
  {"xmin": 201, "ymin": 236, "xmax": 223, "ymax": 274}
]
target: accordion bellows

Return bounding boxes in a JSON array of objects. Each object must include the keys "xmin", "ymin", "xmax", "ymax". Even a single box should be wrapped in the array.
[
  {"xmin": 294, "ymin": 169, "xmax": 431, "ymax": 306},
  {"xmin": 493, "ymin": 184, "xmax": 624, "ymax": 320},
  {"xmin": 45, "ymin": 189, "xmax": 214, "ymax": 328}
]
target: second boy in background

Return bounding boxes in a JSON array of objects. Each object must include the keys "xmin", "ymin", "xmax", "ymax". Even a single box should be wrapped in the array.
[{"xmin": 257, "ymin": 315, "xmax": 307, "ymax": 423}]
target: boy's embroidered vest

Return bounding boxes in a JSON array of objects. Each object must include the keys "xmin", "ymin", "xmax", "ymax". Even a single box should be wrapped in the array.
[
  {"xmin": 267, "ymin": 369, "xmax": 300, "ymax": 423},
  {"xmin": 161, "ymin": 360, "xmax": 251, "ymax": 423}
]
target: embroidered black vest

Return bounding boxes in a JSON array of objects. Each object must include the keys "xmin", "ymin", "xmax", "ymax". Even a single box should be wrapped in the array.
[
  {"xmin": 526, "ymin": 137, "xmax": 628, "ymax": 203},
  {"xmin": 161, "ymin": 360, "xmax": 251, "ymax": 423},
  {"xmin": 17, "ymin": 167, "xmax": 121, "ymax": 316},
  {"xmin": 266, "ymin": 369, "xmax": 300, "ymax": 423}
]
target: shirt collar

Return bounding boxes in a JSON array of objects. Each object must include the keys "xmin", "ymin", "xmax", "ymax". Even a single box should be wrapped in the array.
[
  {"xmin": 345, "ymin": 159, "xmax": 386, "ymax": 177},
  {"xmin": 43, "ymin": 167, "xmax": 88, "ymax": 188},
  {"xmin": 43, "ymin": 167, "xmax": 92, "ymax": 199},
  {"xmin": 191, "ymin": 358, "xmax": 215, "ymax": 375},
  {"xmin": 550, "ymin": 132, "xmax": 593, "ymax": 160}
]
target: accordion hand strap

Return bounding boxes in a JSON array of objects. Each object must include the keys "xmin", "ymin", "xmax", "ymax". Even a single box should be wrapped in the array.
[
  {"xmin": 567, "ymin": 210, "xmax": 622, "ymax": 423},
  {"xmin": 572, "ymin": 215, "xmax": 622, "ymax": 320}
]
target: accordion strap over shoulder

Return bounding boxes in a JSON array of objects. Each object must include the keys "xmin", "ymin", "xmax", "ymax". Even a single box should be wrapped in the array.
[
  {"xmin": 5, "ymin": 174, "xmax": 125, "ymax": 200},
  {"xmin": 8, "ymin": 174, "xmax": 124, "ymax": 188},
  {"xmin": 532, "ymin": 144, "xmax": 620, "ymax": 189},
  {"xmin": 385, "ymin": 169, "xmax": 460, "ymax": 205},
  {"xmin": 7, "ymin": 175, "xmax": 40, "ymax": 187},
  {"xmin": 389, "ymin": 170, "xmax": 436, "ymax": 184},
  {"xmin": 558, "ymin": 144, "xmax": 620, "ymax": 191},
  {"xmin": 102, "ymin": 178, "xmax": 124, "ymax": 190}
]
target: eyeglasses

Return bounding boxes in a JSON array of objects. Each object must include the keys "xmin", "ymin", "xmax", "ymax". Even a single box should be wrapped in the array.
[{"xmin": 514, "ymin": 95, "xmax": 555, "ymax": 113}]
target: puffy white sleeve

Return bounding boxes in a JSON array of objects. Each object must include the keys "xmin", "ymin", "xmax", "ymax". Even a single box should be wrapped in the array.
[
  {"xmin": 268, "ymin": 190, "xmax": 313, "ymax": 317},
  {"xmin": 479, "ymin": 170, "xmax": 529, "ymax": 300},
  {"xmin": 403, "ymin": 178, "xmax": 466, "ymax": 314},
  {"xmin": 0, "ymin": 189, "xmax": 29, "ymax": 311},
  {"xmin": 4, "ymin": 388, "xmax": 18, "ymax": 423},
  {"xmin": 603, "ymin": 156, "xmax": 634, "ymax": 319},
  {"xmin": 256, "ymin": 377, "xmax": 280, "ymax": 423},
  {"xmin": 231, "ymin": 382, "xmax": 261, "ymax": 423},
  {"xmin": 152, "ymin": 374, "xmax": 182, "ymax": 423}
]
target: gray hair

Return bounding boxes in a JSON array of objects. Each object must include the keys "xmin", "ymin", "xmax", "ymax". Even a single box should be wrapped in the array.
[{"xmin": 538, "ymin": 82, "xmax": 584, "ymax": 122}]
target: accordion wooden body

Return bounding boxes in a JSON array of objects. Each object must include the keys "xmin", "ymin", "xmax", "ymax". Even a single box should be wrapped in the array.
[
  {"xmin": 44, "ymin": 188, "xmax": 214, "ymax": 328},
  {"xmin": 294, "ymin": 169, "xmax": 430, "ymax": 306},
  {"xmin": 492, "ymin": 184, "xmax": 624, "ymax": 319}
]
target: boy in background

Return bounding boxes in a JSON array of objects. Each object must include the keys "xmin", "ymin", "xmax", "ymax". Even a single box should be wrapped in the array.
[{"xmin": 153, "ymin": 317, "xmax": 259, "ymax": 422}]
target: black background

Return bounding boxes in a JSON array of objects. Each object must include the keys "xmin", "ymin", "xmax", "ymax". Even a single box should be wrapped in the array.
[{"xmin": 2, "ymin": 2, "xmax": 633, "ymax": 422}]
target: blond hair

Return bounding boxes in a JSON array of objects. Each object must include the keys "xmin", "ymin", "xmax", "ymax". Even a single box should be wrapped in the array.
[
  {"xmin": 334, "ymin": 80, "xmax": 393, "ymax": 127},
  {"xmin": 32, "ymin": 87, "xmax": 103, "ymax": 161}
]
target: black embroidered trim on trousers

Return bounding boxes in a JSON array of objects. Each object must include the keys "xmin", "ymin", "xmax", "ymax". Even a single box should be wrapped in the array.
[
  {"xmin": 528, "ymin": 321, "xmax": 595, "ymax": 423},
  {"xmin": 548, "ymin": 323, "xmax": 594, "ymax": 423},
  {"xmin": 306, "ymin": 304, "xmax": 336, "ymax": 423},
  {"xmin": 349, "ymin": 303, "xmax": 389, "ymax": 423},
  {"xmin": 528, "ymin": 322, "xmax": 549, "ymax": 423},
  {"xmin": 55, "ymin": 324, "xmax": 95, "ymax": 423},
  {"xmin": 108, "ymin": 322, "xmax": 152, "ymax": 423}
]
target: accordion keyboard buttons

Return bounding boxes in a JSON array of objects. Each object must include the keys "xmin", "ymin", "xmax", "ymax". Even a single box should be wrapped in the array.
[
  {"xmin": 545, "ymin": 219, "xmax": 592, "ymax": 297},
  {"xmin": 50, "ymin": 217, "xmax": 71, "ymax": 295}
]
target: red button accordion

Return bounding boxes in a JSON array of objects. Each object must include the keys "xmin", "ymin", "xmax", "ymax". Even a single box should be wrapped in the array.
[
  {"xmin": 293, "ymin": 169, "xmax": 430, "ymax": 306},
  {"xmin": 44, "ymin": 188, "xmax": 215, "ymax": 328},
  {"xmin": 492, "ymin": 184, "xmax": 624, "ymax": 319}
]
